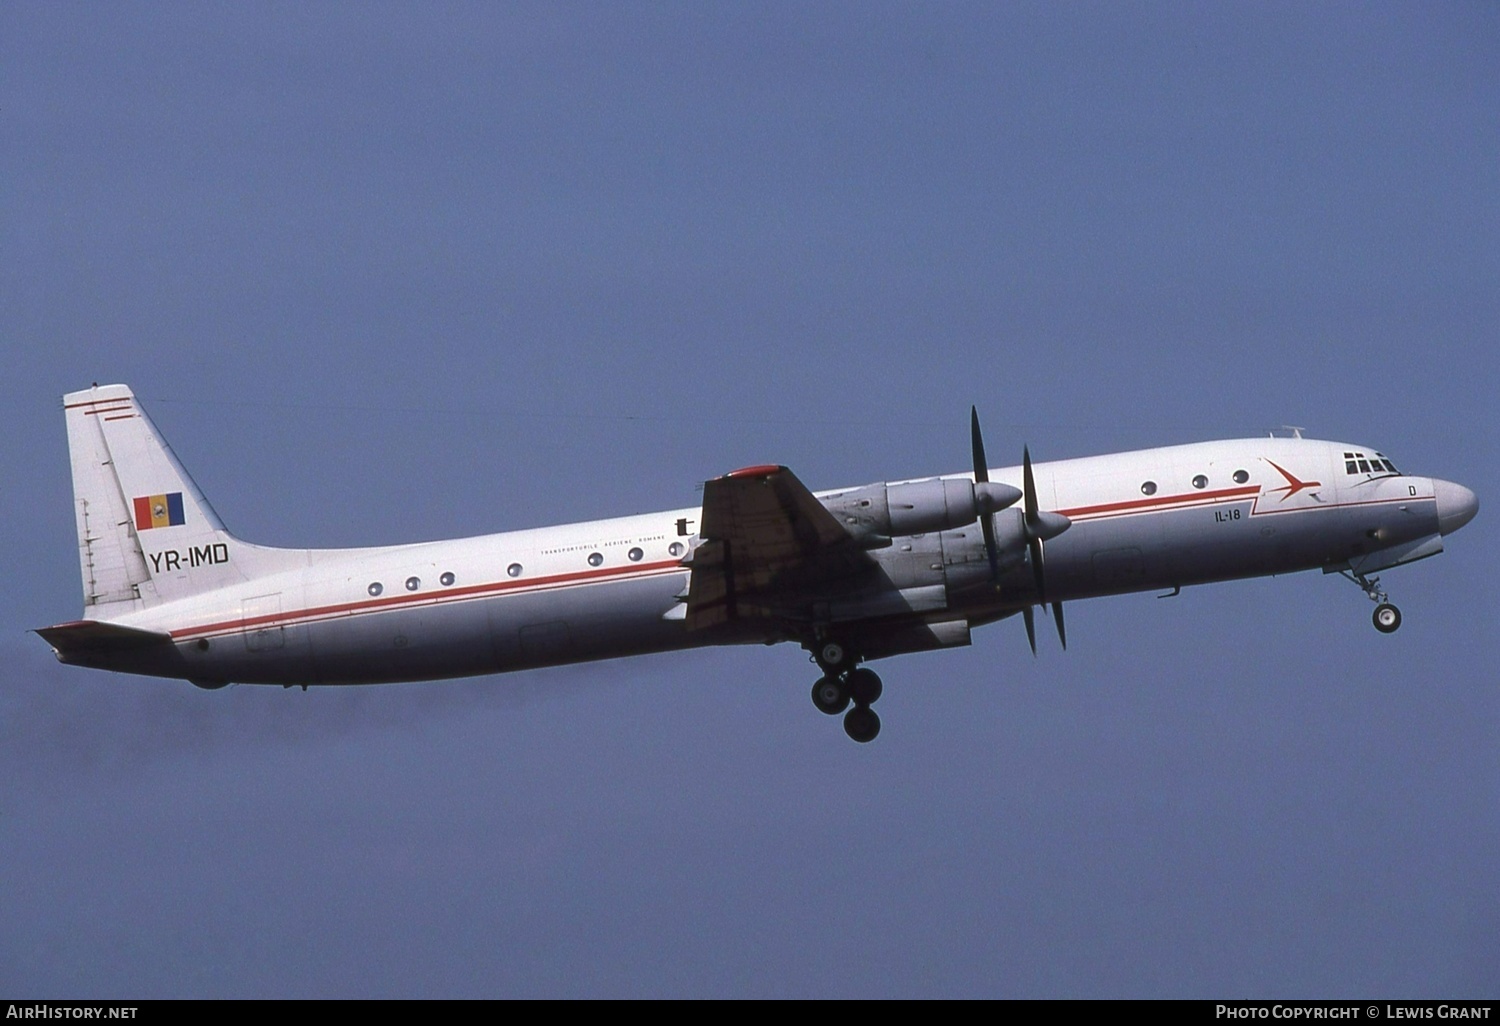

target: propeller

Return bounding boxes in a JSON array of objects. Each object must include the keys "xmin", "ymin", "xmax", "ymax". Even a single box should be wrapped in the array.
[
  {"xmin": 1023, "ymin": 446, "xmax": 1043, "ymax": 590},
  {"xmin": 971, "ymin": 407, "xmax": 1072, "ymax": 654},
  {"xmin": 1021, "ymin": 445, "xmax": 1070, "ymax": 652}
]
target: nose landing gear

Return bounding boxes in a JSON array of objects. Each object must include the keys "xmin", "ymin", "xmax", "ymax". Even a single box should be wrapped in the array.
[
  {"xmin": 807, "ymin": 642, "xmax": 883, "ymax": 743},
  {"xmin": 1339, "ymin": 569, "xmax": 1402, "ymax": 634}
]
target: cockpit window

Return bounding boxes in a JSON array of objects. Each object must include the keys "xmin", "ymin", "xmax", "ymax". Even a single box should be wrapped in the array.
[{"xmin": 1344, "ymin": 451, "xmax": 1399, "ymax": 476}]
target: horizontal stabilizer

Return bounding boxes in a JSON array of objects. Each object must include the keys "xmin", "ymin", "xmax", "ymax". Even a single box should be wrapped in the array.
[{"xmin": 35, "ymin": 620, "xmax": 175, "ymax": 662}]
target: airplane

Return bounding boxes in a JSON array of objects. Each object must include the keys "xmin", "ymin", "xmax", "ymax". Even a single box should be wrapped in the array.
[{"xmin": 37, "ymin": 383, "xmax": 1478, "ymax": 743}]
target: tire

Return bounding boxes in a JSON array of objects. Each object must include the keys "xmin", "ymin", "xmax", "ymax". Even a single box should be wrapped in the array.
[
  {"xmin": 843, "ymin": 705, "xmax": 881, "ymax": 743},
  {"xmin": 818, "ymin": 641, "xmax": 848, "ymax": 671},
  {"xmin": 1372, "ymin": 603, "xmax": 1402, "ymax": 634},
  {"xmin": 811, "ymin": 676, "xmax": 850, "ymax": 715},
  {"xmin": 846, "ymin": 668, "xmax": 883, "ymax": 706}
]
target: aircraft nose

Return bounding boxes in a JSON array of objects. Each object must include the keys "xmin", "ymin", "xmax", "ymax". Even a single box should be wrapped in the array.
[{"xmin": 1433, "ymin": 479, "xmax": 1478, "ymax": 536}]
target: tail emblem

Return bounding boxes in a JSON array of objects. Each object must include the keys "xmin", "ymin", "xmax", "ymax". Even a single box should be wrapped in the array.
[{"xmin": 133, "ymin": 492, "xmax": 185, "ymax": 530}]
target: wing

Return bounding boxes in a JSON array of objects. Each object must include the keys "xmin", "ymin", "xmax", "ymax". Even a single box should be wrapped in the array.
[{"xmin": 685, "ymin": 464, "xmax": 877, "ymax": 631}]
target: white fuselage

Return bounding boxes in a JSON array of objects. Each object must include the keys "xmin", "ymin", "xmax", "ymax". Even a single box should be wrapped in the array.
[{"xmin": 79, "ymin": 436, "xmax": 1452, "ymax": 687}]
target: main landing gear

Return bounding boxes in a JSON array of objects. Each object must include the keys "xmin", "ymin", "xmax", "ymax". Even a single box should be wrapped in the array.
[
  {"xmin": 808, "ymin": 640, "xmax": 884, "ymax": 743},
  {"xmin": 1339, "ymin": 570, "xmax": 1402, "ymax": 634}
]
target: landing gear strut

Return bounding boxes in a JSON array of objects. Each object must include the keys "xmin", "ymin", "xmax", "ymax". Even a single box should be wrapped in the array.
[
  {"xmin": 1339, "ymin": 569, "xmax": 1402, "ymax": 634},
  {"xmin": 807, "ymin": 641, "xmax": 883, "ymax": 743}
]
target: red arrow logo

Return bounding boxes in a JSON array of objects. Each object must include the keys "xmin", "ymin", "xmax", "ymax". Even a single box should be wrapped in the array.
[{"xmin": 1264, "ymin": 460, "xmax": 1322, "ymax": 503}]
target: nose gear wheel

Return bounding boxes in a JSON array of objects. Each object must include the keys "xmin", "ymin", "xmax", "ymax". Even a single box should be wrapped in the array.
[
  {"xmin": 1372, "ymin": 602, "xmax": 1401, "ymax": 634},
  {"xmin": 1338, "ymin": 569, "xmax": 1402, "ymax": 634}
]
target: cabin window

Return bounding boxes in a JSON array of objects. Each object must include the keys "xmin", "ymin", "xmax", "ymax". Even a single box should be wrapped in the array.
[
  {"xmin": 440, "ymin": 572, "xmax": 455, "ymax": 586},
  {"xmin": 628, "ymin": 547, "xmax": 643, "ymax": 562},
  {"xmin": 1233, "ymin": 469, "xmax": 1249, "ymax": 484},
  {"xmin": 669, "ymin": 542, "xmax": 685, "ymax": 557},
  {"xmin": 1192, "ymin": 475, "xmax": 1208, "ymax": 489},
  {"xmin": 507, "ymin": 563, "xmax": 523, "ymax": 578},
  {"xmin": 368, "ymin": 582, "xmax": 383, "ymax": 597},
  {"xmin": 1140, "ymin": 481, "xmax": 1157, "ymax": 496},
  {"xmin": 405, "ymin": 576, "xmax": 420, "ymax": 591},
  {"xmin": 588, "ymin": 552, "xmax": 604, "ymax": 567}
]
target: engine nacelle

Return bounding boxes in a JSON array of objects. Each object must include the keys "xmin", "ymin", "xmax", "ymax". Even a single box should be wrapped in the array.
[{"xmin": 821, "ymin": 478, "xmax": 1021, "ymax": 544}]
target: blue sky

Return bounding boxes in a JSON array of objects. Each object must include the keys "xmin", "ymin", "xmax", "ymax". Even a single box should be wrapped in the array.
[{"xmin": 2, "ymin": 2, "xmax": 1496, "ymax": 997}]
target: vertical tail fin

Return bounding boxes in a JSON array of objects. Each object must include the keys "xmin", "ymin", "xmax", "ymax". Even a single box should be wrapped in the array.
[{"xmin": 63, "ymin": 384, "xmax": 272, "ymax": 610}]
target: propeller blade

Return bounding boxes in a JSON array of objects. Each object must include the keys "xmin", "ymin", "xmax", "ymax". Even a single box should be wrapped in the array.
[
  {"xmin": 1023, "ymin": 447, "xmax": 1048, "ymax": 602},
  {"xmin": 1022, "ymin": 605, "xmax": 1037, "ymax": 655},
  {"xmin": 1030, "ymin": 536, "xmax": 1046, "ymax": 603},
  {"xmin": 1022, "ymin": 445, "xmax": 1038, "ymax": 522},
  {"xmin": 1052, "ymin": 601, "xmax": 1067, "ymax": 650},
  {"xmin": 971, "ymin": 407, "xmax": 1001, "ymax": 584},
  {"xmin": 970, "ymin": 406, "xmax": 990, "ymax": 484},
  {"xmin": 981, "ymin": 512, "xmax": 1000, "ymax": 584}
]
